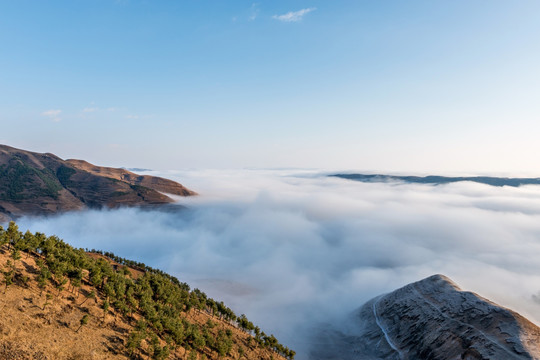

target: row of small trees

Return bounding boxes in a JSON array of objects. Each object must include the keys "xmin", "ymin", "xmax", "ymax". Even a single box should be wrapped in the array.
[{"xmin": 0, "ymin": 221, "xmax": 295, "ymax": 360}]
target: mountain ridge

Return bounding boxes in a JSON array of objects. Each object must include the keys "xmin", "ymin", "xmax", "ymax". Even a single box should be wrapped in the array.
[
  {"xmin": 65, "ymin": 159, "xmax": 196, "ymax": 197},
  {"xmin": 332, "ymin": 173, "xmax": 540, "ymax": 187},
  {"xmin": 0, "ymin": 144, "xmax": 196, "ymax": 221}
]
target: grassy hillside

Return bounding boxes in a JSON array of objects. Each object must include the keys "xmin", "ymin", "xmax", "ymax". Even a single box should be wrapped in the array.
[{"xmin": 0, "ymin": 222, "xmax": 294, "ymax": 360}]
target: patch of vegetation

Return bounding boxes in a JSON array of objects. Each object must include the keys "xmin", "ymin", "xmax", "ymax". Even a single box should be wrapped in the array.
[
  {"xmin": 129, "ymin": 184, "xmax": 158, "ymax": 201},
  {"xmin": 56, "ymin": 165, "xmax": 77, "ymax": 186},
  {"xmin": 35, "ymin": 168, "xmax": 62, "ymax": 198},
  {"xmin": 129, "ymin": 184, "xmax": 152, "ymax": 195},
  {"xmin": 0, "ymin": 222, "xmax": 295, "ymax": 360},
  {"xmin": 0, "ymin": 157, "xmax": 62, "ymax": 201},
  {"xmin": 110, "ymin": 191, "xmax": 129, "ymax": 197}
]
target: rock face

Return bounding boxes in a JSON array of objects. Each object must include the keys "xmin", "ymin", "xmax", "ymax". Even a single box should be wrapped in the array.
[
  {"xmin": 0, "ymin": 144, "xmax": 196, "ymax": 220},
  {"xmin": 310, "ymin": 275, "xmax": 540, "ymax": 360}
]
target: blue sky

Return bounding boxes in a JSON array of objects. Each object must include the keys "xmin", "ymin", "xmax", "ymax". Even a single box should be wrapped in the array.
[{"xmin": 1, "ymin": 1, "xmax": 540, "ymax": 173}]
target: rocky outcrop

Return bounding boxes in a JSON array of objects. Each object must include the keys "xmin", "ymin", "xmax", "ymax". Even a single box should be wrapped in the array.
[
  {"xmin": 0, "ymin": 144, "xmax": 196, "ymax": 220},
  {"xmin": 310, "ymin": 275, "xmax": 540, "ymax": 360}
]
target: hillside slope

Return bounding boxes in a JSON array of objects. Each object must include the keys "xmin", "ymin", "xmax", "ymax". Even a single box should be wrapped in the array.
[
  {"xmin": 0, "ymin": 145, "xmax": 195, "ymax": 220},
  {"xmin": 0, "ymin": 222, "xmax": 293, "ymax": 360},
  {"xmin": 310, "ymin": 274, "xmax": 540, "ymax": 360},
  {"xmin": 66, "ymin": 159, "xmax": 196, "ymax": 197}
]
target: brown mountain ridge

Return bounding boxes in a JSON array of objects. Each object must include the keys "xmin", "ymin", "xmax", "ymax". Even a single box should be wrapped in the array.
[{"xmin": 0, "ymin": 144, "xmax": 196, "ymax": 221}]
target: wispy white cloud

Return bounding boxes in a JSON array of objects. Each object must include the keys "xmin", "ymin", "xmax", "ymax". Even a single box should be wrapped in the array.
[
  {"xmin": 125, "ymin": 114, "xmax": 139, "ymax": 119},
  {"xmin": 249, "ymin": 3, "xmax": 260, "ymax": 21},
  {"xmin": 41, "ymin": 109, "xmax": 62, "ymax": 122},
  {"xmin": 82, "ymin": 107, "xmax": 99, "ymax": 113},
  {"xmin": 272, "ymin": 7, "xmax": 316, "ymax": 22}
]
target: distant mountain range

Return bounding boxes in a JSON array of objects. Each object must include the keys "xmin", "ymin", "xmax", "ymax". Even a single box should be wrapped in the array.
[
  {"xmin": 0, "ymin": 144, "xmax": 196, "ymax": 221},
  {"xmin": 311, "ymin": 274, "xmax": 540, "ymax": 359},
  {"xmin": 331, "ymin": 173, "xmax": 540, "ymax": 187}
]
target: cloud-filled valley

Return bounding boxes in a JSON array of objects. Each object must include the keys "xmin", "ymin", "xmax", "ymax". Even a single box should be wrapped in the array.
[{"xmin": 17, "ymin": 169, "xmax": 540, "ymax": 359}]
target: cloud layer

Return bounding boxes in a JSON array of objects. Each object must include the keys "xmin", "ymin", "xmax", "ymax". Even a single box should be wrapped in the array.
[{"xmin": 17, "ymin": 169, "xmax": 540, "ymax": 359}]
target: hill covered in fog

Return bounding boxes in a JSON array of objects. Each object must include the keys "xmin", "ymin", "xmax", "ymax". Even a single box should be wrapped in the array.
[
  {"xmin": 332, "ymin": 173, "xmax": 540, "ymax": 187},
  {"xmin": 310, "ymin": 275, "xmax": 540, "ymax": 360}
]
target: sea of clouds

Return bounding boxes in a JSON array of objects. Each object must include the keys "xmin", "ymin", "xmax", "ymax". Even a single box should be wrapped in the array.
[{"xmin": 17, "ymin": 169, "xmax": 540, "ymax": 359}]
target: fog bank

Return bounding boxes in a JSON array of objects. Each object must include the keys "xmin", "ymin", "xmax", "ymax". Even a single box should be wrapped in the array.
[{"xmin": 18, "ymin": 169, "xmax": 540, "ymax": 359}]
